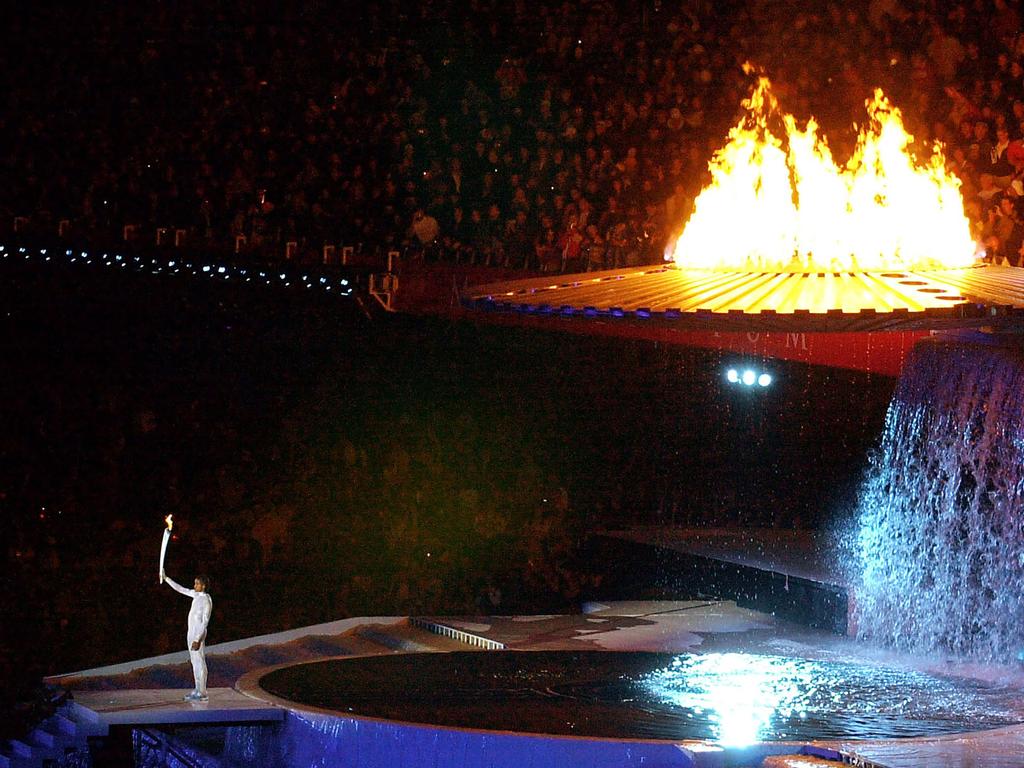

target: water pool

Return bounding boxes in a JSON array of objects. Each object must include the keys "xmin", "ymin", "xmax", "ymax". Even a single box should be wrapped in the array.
[{"xmin": 259, "ymin": 650, "xmax": 1024, "ymax": 744}]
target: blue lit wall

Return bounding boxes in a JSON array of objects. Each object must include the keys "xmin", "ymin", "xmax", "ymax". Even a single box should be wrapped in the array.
[
  {"xmin": 270, "ymin": 711, "xmax": 696, "ymax": 768},
  {"xmin": 133, "ymin": 711, "xmax": 852, "ymax": 767}
]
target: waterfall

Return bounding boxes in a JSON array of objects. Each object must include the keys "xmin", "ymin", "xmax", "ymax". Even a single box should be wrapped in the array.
[{"xmin": 852, "ymin": 335, "xmax": 1024, "ymax": 660}]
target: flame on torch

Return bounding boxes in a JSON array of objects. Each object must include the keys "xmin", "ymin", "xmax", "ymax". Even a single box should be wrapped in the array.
[{"xmin": 160, "ymin": 515, "xmax": 174, "ymax": 583}]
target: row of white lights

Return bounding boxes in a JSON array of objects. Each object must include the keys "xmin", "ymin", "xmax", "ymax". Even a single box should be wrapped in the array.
[
  {"xmin": 0, "ymin": 244, "xmax": 354, "ymax": 296},
  {"xmin": 726, "ymin": 368, "xmax": 773, "ymax": 387}
]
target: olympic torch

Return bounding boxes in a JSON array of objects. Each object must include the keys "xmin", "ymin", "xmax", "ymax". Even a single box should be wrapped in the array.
[{"xmin": 159, "ymin": 515, "xmax": 173, "ymax": 583}]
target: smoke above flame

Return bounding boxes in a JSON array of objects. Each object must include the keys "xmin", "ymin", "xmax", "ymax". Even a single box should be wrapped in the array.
[{"xmin": 667, "ymin": 77, "xmax": 977, "ymax": 272}]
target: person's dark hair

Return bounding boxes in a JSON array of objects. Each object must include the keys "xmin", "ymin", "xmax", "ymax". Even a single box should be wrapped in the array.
[{"xmin": 195, "ymin": 574, "xmax": 211, "ymax": 592}]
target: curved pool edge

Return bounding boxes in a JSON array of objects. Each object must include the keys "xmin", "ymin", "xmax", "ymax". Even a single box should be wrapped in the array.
[
  {"xmin": 235, "ymin": 652, "xmax": 1024, "ymax": 768},
  {"xmin": 236, "ymin": 652, "xmax": 737, "ymax": 744},
  {"xmin": 237, "ymin": 657, "xmax": 841, "ymax": 767},
  {"xmin": 239, "ymin": 659, "xmax": 838, "ymax": 767}
]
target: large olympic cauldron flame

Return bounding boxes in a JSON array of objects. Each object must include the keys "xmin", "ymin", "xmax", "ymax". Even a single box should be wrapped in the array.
[{"xmin": 667, "ymin": 77, "xmax": 976, "ymax": 273}]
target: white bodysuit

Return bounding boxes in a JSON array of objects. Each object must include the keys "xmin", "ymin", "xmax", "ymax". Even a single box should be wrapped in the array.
[{"xmin": 165, "ymin": 576, "xmax": 213, "ymax": 695}]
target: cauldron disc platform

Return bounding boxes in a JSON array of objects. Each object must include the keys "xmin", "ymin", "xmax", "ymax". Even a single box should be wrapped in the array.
[{"xmin": 463, "ymin": 264, "xmax": 1024, "ymax": 332}]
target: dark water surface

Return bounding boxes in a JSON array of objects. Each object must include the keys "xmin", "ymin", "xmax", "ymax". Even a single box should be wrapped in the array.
[{"xmin": 260, "ymin": 650, "xmax": 1024, "ymax": 743}]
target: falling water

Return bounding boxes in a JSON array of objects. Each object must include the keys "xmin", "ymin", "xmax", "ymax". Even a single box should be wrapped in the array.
[{"xmin": 852, "ymin": 335, "xmax": 1024, "ymax": 661}]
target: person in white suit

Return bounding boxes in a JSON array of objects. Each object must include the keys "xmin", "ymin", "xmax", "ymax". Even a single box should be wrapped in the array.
[{"xmin": 161, "ymin": 570, "xmax": 213, "ymax": 701}]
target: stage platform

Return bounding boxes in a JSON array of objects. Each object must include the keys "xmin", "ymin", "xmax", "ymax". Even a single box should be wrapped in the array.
[
  {"xmin": 17, "ymin": 602, "xmax": 1024, "ymax": 767},
  {"xmin": 68, "ymin": 688, "xmax": 282, "ymax": 732}
]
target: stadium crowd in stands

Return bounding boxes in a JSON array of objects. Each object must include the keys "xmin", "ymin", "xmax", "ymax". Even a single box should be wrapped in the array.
[
  {"xmin": 7, "ymin": 0, "xmax": 998, "ymax": 731},
  {"xmin": 4, "ymin": 0, "xmax": 1024, "ymax": 270}
]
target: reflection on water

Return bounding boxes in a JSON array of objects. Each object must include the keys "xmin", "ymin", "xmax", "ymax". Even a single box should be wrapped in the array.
[
  {"xmin": 261, "ymin": 650, "xmax": 1024, "ymax": 743},
  {"xmin": 641, "ymin": 652, "xmax": 1024, "ymax": 745},
  {"xmin": 643, "ymin": 653, "xmax": 813, "ymax": 746}
]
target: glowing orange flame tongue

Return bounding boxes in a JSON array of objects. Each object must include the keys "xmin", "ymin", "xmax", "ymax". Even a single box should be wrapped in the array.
[
  {"xmin": 667, "ymin": 78, "xmax": 976, "ymax": 272},
  {"xmin": 165, "ymin": 514, "xmax": 173, "ymax": 531}
]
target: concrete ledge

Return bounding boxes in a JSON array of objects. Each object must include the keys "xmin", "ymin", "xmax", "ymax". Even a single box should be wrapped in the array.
[
  {"xmin": 70, "ymin": 688, "xmax": 282, "ymax": 726},
  {"xmin": 46, "ymin": 616, "xmax": 404, "ymax": 682}
]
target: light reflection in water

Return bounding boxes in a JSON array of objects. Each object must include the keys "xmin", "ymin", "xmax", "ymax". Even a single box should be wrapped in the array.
[
  {"xmin": 262, "ymin": 650, "xmax": 1024, "ymax": 743},
  {"xmin": 643, "ymin": 653, "xmax": 812, "ymax": 746},
  {"xmin": 641, "ymin": 651, "xmax": 1024, "ymax": 746}
]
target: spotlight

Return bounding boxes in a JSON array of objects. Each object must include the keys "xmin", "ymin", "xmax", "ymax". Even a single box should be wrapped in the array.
[
  {"xmin": 726, "ymin": 368, "xmax": 739, "ymax": 383},
  {"xmin": 742, "ymin": 369, "xmax": 756, "ymax": 386},
  {"xmin": 758, "ymin": 373, "xmax": 772, "ymax": 387}
]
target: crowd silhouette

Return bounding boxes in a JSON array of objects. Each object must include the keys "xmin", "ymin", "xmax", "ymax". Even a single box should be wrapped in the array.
[
  {"xmin": 5, "ymin": 1, "xmax": 1024, "ymax": 270},
  {"xmin": 3, "ymin": 0, "xmax": 1024, "ymax": 739}
]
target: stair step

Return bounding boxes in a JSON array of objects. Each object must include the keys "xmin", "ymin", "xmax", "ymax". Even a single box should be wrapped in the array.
[
  {"xmin": 333, "ymin": 633, "xmax": 393, "ymax": 656},
  {"xmin": 50, "ymin": 714, "xmax": 77, "ymax": 737},
  {"xmin": 64, "ymin": 702, "xmax": 107, "ymax": 737},
  {"xmin": 65, "ymin": 702, "xmax": 101, "ymax": 726},
  {"xmin": 27, "ymin": 730, "xmax": 54, "ymax": 750},
  {"xmin": 7, "ymin": 741, "xmax": 31, "ymax": 759},
  {"xmin": 26, "ymin": 730, "xmax": 62, "ymax": 764},
  {"xmin": 0, "ymin": 748, "xmax": 42, "ymax": 768},
  {"xmin": 357, "ymin": 627, "xmax": 434, "ymax": 652}
]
